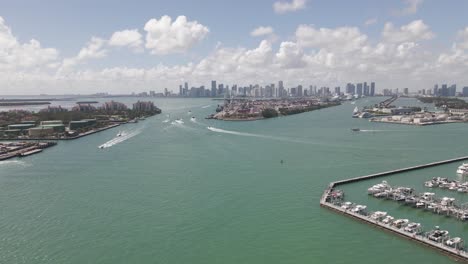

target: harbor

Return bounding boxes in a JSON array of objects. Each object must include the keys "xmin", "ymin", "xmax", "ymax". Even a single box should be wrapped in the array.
[
  {"xmin": 320, "ymin": 156, "xmax": 468, "ymax": 262},
  {"xmin": 0, "ymin": 141, "xmax": 57, "ymax": 161}
]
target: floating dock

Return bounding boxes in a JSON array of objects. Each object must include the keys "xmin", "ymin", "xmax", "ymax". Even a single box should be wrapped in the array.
[{"xmin": 320, "ymin": 156, "xmax": 468, "ymax": 262}]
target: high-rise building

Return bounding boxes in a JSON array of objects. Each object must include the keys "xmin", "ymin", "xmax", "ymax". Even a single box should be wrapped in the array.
[
  {"xmin": 403, "ymin": 88, "xmax": 409, "ymax": 95},
  {"xmin": 463, "ymin": 87, "xmax": 468, "ymax": 97},
  {"xmin": 356, "ymin": 83, "xmax": 363, "ymax": 96},
  {"xmin": 278, "ymin": 81, "xmax": 284, "ymax": 97},
  {"xmin": 334, "ymin": 87, "xmax": 340, "ymax": 95},
  {"xmin": 211, "ymin": 80, "xmax": 217, "ymax": 97},
  {"xmin": 297, "ymin": 85, "xmax": 303, "ymax": 97},
  {"xmin": 449, "ymin": 84, "xmax": 456, "ymax": 96},
  {"xmin": 433, "ymin": 84, "xmax": 439, "ymax": 96},
  {"xmin": 346, "ymin": 83, "xmax": 355, "ymax": 94},
  {"xmin": 441, "ymin": 84, "xmax": 448, "ymax": 96},
  {"xmin": 370, "ymin": 82, "xmax": 375, "ymax": 96}
]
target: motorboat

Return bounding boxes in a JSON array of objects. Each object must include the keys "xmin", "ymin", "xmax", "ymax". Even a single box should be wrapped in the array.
[
  {"xmin": 392, "ymin": 219, "xmax": 409, "ymax": 228},
  {"xmin": 351, "ymin": 128, "xmax": 360, "ymax": 132},
  {"xmin": 381, "ymin": 215, "xmax": 394, "ymax": 225},
  {"xmin": 446, "ymin": 237, "xmax": 464, "ymax": 249},
  {"xmin": 369, "ymin": 211, "xmax": 387, "ymax": 221},
  {"xmin": 404, "ymin": 222, "xmax": 421, "ymax": 233},
  {"xmin": 341, "ymin": 202, "xmax": 353, "ymax": 210},
  {"xmin": 428, "ymin": 228, "xmax": 449, "ymax": 243},
  {"xmin": 175, "ymin": 119, "xmax": 184, "ymax": 124},
  {"xmin": 351, "ymin": 205, "xmax": 367, "ymax": 214},
  {"xmin": 117, "ymin": 131, "xmax": 122, "ymax": 137}
]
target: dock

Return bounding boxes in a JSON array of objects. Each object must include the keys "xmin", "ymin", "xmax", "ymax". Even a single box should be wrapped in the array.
[{"xmin": 320, "ymin": 155, "xmax": 468, "ymax": 262}]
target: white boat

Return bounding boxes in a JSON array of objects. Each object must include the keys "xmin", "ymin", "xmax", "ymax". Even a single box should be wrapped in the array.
[
  {"xmin": 175, "ymin": 119, "xmax": 184, "ymax": 124},
  {"xmin": 351, "ymin": 205, "xmax": 367, "ymax": 214},
  {"xmin": 341, "ymin": 202, "xmax": 353, "ymax": 210},
  {"xmin": 392, "ymin": 219, "xmax": 409, "ymax": 228},
  {"xmin": 370, "ymin": 211, "xmax": 387, "ymax": 221},
  {"xmin": 117, "ymin": 131, "xmax": 122, "ymax": 137},
  {"xmin": 190, "ymin": 117, "xmax": 196, "ymax": 122},
  {"xmin": 404, "ymin": 222, "xmax": 421, "ymax": 233},
  {"xmin": 381, "ymin": 216, "xmax": 394, "ymax": 224}
]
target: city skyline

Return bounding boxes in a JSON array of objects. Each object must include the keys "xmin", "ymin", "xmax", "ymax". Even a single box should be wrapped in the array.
[{"xmin": 0, "ymin": 0, "xmax": 468, "ymax": 95}]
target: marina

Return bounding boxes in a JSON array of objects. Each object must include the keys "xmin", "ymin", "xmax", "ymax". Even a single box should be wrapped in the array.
[{"xmin": 320, "ymin": 156, "xmax": 468, "ymax": 262}]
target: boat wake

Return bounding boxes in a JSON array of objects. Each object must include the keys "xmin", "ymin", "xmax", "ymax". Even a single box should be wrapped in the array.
[
  {"xmin": 207, "ymin": 127, "xmax": 264, "ymax": 138},
  {"xmin": 162, "ymin": 119, "xmax": 170, "ymax": 123},
  {"xmin": 201, "ymin": 105, "xmax": 211, "ymax": 108},
  {"xmin": 0, "ymin": 160, "xmax": 30, "ymax": 167},
  {"xmin": 98, "ymin": 129, "xmax": 141, "ymax": 149}
]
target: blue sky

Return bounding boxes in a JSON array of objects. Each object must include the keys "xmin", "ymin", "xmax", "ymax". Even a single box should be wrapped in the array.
[{"xmin": 0, "ymin": 0, "xmax": 467, "ymax": 94}]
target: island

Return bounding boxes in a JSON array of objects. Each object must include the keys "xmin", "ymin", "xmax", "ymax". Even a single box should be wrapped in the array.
[
  {"xmin": 0, "ymin": 100, "xmax": 161, "ymax": 140},
  {"xmin": 208, "ymin": 98, "xmax": 340, "ymax": 121}
]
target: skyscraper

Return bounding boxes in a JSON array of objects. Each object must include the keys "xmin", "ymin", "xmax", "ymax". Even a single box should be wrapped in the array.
[
  {"xmin": 211, "ymin": 80, "xmax": 217, "ymax": 97},
  {"xmin": 278, "ymin": 81, "xmax": 284, "ymax": 97},
  {"xmin": 370, "ymin": 82, "xmax": 375, "ymax": 96},
  {"xmin": 356, "ymin": 83, "xmax": 363, "ymax": 96},
  {"xmin": 297, "ymin": 85, "xmax": 303, "ymax": 97}
]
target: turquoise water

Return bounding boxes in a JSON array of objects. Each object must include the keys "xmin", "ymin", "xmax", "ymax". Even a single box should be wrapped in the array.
[{"xmin": 1, "ymin": 97, "xmax": 467, "ymax": 263}]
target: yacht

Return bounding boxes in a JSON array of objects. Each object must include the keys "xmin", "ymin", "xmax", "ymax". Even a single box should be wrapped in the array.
[
  {"xmin": 381, "ymin": 215, "xmax": 394, "ymax": 225},
  {"xmin": 392, "ymin": 219, "xmax": 409, "ymax": 228},
  {"xmin": 352, "ymin": 106, "xmax": 360, "ymax": 118},
  {"xmin": 428, "ymin": 228, "xmax": 449, "ymax": 243},
  {"xmin": 457, "ymin": 163, "xmax": 468, "ymax": 174},
  {"xmin": 404, "ymin": 222, "xmax": 421, "ymax": 234},
  {"xmin": 445, "ymin": 237, "xmax": 464, "ymax": 249},
  {"xmin": 341, "ymin": 202, "xmax": 353, "ymax": 210},
  {"xmin": 351, "ymin": 205, "xmax": 367, "ymax": 214},
  {"xmin": 370, "ymin": 211, "xmax": 387, "ymax": 221}
]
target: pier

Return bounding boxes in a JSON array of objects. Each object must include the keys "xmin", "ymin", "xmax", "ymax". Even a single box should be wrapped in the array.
[{"xmin": 320, "ymin": 155, "xmax": 468, "ymax": 262}]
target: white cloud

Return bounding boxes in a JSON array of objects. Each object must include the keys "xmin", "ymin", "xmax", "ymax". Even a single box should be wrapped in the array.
[
  {"xmin": 399, "ymin": 0, "xmax": 423, "ymax": 15},
  {"xmin": 364, "ymin": 18, "xmax": 377, "ymax": 26},
  {"xmin": 59, "ymin": 37, "xmax": 107, "ymax": 72},
  {"xmin": 456, "ymin": 27, "xmax": 468, "ymax": 49},
  {"xmin": 382, "ymin": 20, "xmax": 434, "ymax": 43},
  {"xmin": 144, "ymin": 15, "xmax": 209, "ymax": 55},
  {"xmin": 250, "ymin": 26, "xmax": 274, "ymax": 37},
  {"xmin": 0, "ymin": 16, "xmax": 59, "ymax": 71},
  {"xmin": 109, "ymin": 29, "xmax": 143, "ymax": 51},
  {"xmin": 273, "ymin": 0, "xmax": 306, "ymax": 14},
  {"xmin": 275, "ymin": 41, "xmax": 307, "ymax": 68},
  {"xmin": 296, "ymin": 25, "xmax": 368, "ymax": 53}
]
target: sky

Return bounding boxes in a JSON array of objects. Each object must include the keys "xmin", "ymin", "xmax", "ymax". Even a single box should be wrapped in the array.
[{"xmin": 0, "ymin": 0, "xmax": 467, "ymax": 95}]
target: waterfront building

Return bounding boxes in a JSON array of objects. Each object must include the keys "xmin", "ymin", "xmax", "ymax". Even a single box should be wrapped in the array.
[
  {"xmin": 72, "ymin": 103, "xmax": 97, "ymax": 112},
  {"xmin": 132, "ymin": 101, "xmax": 157, "ymax": 112},
  {"xmin": 101, "ymin": 101, "xmax": 128, "ymax": 111},
  {"xmin": 8, "ymin": 124, "xmax": 35, "ymax": 130},
  {"xmin": 40, "ymin": 105, "xmax": 68, "ymax": 113},
  {"xmin": 69, "ymin": 119, "xmax": 96, "ymax": 130}
]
